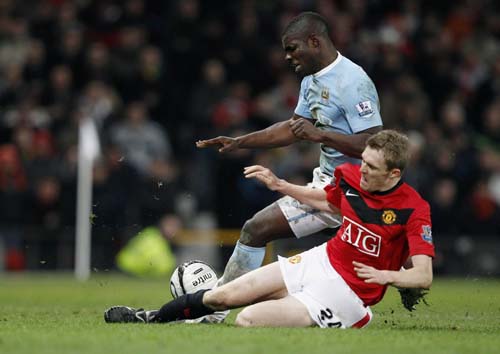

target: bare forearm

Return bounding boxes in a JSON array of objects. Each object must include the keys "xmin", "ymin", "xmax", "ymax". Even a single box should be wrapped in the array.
[
  {"xmin": 236, "ymin": 121, "xmax": 297, "ymax": 148},
  {"xmin": 392, "ymin": 255, "xmax": 433, "ymax": 289},
  {"xmin": 353, "ymin": 255, "xmax": 433, "ymax": 289},
  {"xmin": 315, "ymin": 126, "xmax": 382, "ymax": 158},
  {"xmin": 382, "ymin": 267, "xmax": 433, "ymax": 289}
]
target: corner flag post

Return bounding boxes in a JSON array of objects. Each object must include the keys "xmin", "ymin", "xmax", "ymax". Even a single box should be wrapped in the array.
[{"xmin": 75, "ymin": 117, "xmax": 100, "ymax": 281}]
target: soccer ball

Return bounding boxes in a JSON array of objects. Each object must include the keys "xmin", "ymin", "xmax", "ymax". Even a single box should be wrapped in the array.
[{"xmin": 169, "ymin": 260, "xmax": 218, "ymax": 298}]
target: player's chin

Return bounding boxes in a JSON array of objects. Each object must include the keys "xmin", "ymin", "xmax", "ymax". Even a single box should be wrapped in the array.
[{"xmin": 294, "ymin": 65, "xmax": 308, "ymax": 76}]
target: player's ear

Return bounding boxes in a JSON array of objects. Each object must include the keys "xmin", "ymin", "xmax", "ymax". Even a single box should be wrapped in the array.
[
  {"xmin": 308, "ymin": 34, "xmax": 320, "ymax": 48},
  {"xmin": 389, "ymin": 168, "xmax": 401, "ymax": 179}
]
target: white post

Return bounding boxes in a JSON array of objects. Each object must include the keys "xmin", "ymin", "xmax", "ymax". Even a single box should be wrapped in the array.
[{"xmin": 75, "ymin": 118, "xmax": 100, "ymax": 281}]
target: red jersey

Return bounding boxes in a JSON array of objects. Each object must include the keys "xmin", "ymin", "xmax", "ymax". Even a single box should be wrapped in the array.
[{"xmin": 324, "ymin": 163, "xmax": 435, "ymax": 306}]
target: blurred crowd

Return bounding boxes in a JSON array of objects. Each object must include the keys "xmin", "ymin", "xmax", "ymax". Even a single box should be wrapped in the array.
[{"xmin": 0, "ymin": 0, "xmax": 499, "ymax": 271}]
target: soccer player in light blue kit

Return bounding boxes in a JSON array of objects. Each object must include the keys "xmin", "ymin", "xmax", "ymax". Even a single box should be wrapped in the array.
[{"xmin": 196, "ymin": 11, "xmax": 383, "ymax": 322}]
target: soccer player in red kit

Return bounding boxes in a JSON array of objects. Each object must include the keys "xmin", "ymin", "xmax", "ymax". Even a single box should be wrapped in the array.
[{"xmin": 105, "ymin": 130, "xmax": 434, "ymax": 328}]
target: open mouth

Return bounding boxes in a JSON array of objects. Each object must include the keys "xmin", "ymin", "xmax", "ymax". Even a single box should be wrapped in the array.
[
  {"xmin": 291, "ymin": 63, "xmax": 301, "ymax": 73},
  {"xmin": 360, "ymin": 176, "xmax": 368, "ymax": 188},
  {"xmin": 289, "ymin": 61, "xmax": 301, "ymax": 72}
]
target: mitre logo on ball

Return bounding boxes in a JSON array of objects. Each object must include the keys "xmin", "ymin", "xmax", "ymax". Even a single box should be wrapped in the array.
[
  {"xmin": 170, "ymin": 260, "xmax": 218, "ymax": 298},
  {"xmin": 191, "ymin": 272, "xmax": 214, "ymax": 287}
]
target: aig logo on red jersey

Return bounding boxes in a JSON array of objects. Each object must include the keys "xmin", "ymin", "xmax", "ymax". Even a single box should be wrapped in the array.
[{"xmin": 341, "ymin": 217, "xmax": 382, "ymax": 257}]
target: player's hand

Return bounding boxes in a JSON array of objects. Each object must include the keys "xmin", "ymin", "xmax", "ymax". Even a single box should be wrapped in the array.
[
  {"xmin": 196, "ymin": 136, "xmax": 239, "ymax": 153},
  {"xmin": 353, "ymin": 261, "xmax": 391, "ymax": 285},
  {"xmin": 244, "ymin": 165, "xmax": 282, "ymax": 191},
  {"xmin": 289, "ymin": 118, "xmax": 321, "ymax": 142}
]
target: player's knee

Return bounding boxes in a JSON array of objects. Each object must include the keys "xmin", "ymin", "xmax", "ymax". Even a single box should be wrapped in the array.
[
  {"xmin": 234, "ymin": 308, "xmax": 256, "ymax": 327},
  {"xmin": 240, "ymin": 218, "xmax": 267, "ymax": 247}
]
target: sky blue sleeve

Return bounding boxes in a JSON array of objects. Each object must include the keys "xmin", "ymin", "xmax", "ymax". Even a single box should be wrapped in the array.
[
  {"xmin": 293, "ymin": 77, "xmax": 313, "ymax": 119},
  {"xmin": 341, "ymin": 74, "xmax": 383, "ymax": 133}
]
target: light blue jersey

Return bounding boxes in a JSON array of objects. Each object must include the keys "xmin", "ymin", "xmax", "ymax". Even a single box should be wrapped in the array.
[{"xmin": 294, "ymin": 52, "xmax": 383, "ymax": 176}]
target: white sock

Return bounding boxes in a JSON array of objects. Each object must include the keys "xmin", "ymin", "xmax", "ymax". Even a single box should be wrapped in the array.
[{"xmin": 219, "ymin": 241, "xmax": 266, "ymax": 285}]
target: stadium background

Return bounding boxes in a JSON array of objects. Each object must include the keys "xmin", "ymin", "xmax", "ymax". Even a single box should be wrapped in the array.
[{"xmin": 0, "ymin": 0, "xmax": 499, "ymax": 277}]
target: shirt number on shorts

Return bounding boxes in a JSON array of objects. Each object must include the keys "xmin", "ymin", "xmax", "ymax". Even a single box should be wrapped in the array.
[{"xmin": 318, "ymin": 308, "xmax": 342, "ymax": 328}]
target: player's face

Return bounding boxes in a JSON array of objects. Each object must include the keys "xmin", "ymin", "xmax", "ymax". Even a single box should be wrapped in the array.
[
  {"xmin": 282, "ymin": 35, "xmax": 319, "ymax": 76},
  {"xmin": 359, "ymin": 147, "xmax": 397, "ymax": 192}
]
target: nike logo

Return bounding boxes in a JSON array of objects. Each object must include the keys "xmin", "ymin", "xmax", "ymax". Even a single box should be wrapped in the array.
[{"xmin": 346, "ymin": 190, "xmax": 359, "ymax": 197}]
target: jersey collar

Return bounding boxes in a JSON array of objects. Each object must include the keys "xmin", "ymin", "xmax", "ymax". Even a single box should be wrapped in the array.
[
  {"xmin": 313, "ymin": 52, "xmax": 342, "ymax": 78},
  {"xmin": 372, "ymin": 178, "xmax": 404, "ymax": 196}
]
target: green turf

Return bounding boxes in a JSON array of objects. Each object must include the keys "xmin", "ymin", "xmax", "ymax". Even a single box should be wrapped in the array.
[{"xmin": 0, "ymin": 274, "xmax": 498, "ymax": 354}]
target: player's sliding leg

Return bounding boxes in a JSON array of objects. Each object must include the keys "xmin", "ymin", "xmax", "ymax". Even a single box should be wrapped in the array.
[
  {"xmin": 235, "ymin": 295, "xmax": 314, "ymax": 327},
  {"xmin": 218, "ymin": 203, "xmax": 293, "ymax": 286},
  {"xmin": 206, "ymin": 262, "xmax": 287, "ymax": 309},
  {"xmin": 151, "ymin": 262, "xmax": 287, "ymax": 323},
  {"xmin": 104, "ymin": 262, "xmax": 287, "ymax": 324}
]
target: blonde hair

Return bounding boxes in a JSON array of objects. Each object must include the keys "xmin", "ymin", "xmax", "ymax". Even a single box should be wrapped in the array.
[{"xmin": 366, "ymin": 130, "xmax": 409, "ymax": 172}]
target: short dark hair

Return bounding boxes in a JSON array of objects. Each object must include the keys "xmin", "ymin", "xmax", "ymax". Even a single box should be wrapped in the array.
[
  {"xmin": 281, "ymin": 12, "xmax": 330, "ymax": 39},
  {"xmin": 366, "ymin": 130, "xmax": 410, "ymax": 172}
]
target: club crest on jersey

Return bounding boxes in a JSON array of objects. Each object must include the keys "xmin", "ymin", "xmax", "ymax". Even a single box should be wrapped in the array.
[
  {"xmin": 421, "ymin": 225, "xmax": 433, "ymax": 243},
  {"xmin": 288, "ymin": 255, "xmax": 302, "ymax": 264},
  {"xmin": 321, "ymin": 87, "xmax": 329, "ymax": 101},
  {"xmin": 341, "ymin": 216, "xmax": 381, "ymax": 257},
  {"xmin": 382, "ymin": 210, "xmax": 397, "ymax": 224},
  {"xmin": 355, "ymin": 100, "xmax": 374, "ymax": 117}
]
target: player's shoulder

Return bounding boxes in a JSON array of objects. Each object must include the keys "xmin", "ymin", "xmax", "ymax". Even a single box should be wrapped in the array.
[
  {"xmin": 334, "ymin": 163, "xmax": 360, "ymax": 184},
  {"xmin": 399, "ymin": 183, "xmax": 430, "ymax": 209},
  {"xmin": 299, "ymin": 75, "xmax": 313, "ymax": 91},
  {"xmin": 337, "ymin": 54, "xmax": 362, "ymax": 70},
  {"xmin": 337, "ymin": 55, "xmax": 369, "ymax": 79},
  {"xmin": 300, "ymin": 74, "xmax": 313, "ymax": 85},
  {"xmin": 338, "ymin": 162, "xmax": 360, "ymax": 173},
  {"xmin": 333, "ymin": 56, "xmax": 377, "ymax": 96}
]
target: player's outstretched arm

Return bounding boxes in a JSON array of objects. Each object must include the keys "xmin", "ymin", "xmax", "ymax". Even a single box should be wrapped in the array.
[
  {"xmin": 353, "ymin": 255, "xmax": 433, "ymax": 289},
  {"xmin": 290, "ymin": 123, "xmax": 382, "ymax": 158},
  {"xmin": 196, "ymin": 136, "xmax": 239, "ymax": 153},
  {"xmin": 244, "ymin": 165, "xmax": 336, "ymax": 213},
  {"xmin": 196, "ymin": 119, "xmax": 299, "ymax": 152}
]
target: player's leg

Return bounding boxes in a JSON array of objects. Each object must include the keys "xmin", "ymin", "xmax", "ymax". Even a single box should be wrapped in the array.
[
  {"xmin": 235, "ymin": 295, "xmax": 314, "ymax": 327},
  {"xmin": 145, "ymin": 262, "xmax": 287, "ymax": 323},
  {"xmin": 218, "ymin": 202, "xmax": 292, "ymax": 285},
  {"xmin": 205, "ymin": 262, "xmax": 288, "ymax": 310}
]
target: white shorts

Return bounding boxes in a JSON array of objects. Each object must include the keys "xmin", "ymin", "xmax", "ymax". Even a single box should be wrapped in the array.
[
  {"xmin": 277, "ymin": 167, "xmax": 342, "ymax": 238},
  {"xmin": 278, "ymin": 243, "xmax": 372, "ymax": 329}
]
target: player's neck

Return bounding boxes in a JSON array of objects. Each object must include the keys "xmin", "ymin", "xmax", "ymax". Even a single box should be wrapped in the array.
[
  {"xmin": 322, "ymin": 50, "xmax": 338, "ymax": 68},
  {"xmin": 375, "ymin": 178, "xmax": 402, "ymax": 194}
]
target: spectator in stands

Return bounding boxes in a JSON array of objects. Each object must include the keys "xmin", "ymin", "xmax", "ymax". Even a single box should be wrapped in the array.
[{"xmin": 110, "ymin": 100, "xmax": 172, "ymax": 177}]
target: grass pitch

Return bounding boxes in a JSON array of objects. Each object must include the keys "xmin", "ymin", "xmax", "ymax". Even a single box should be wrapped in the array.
[{"xmin": 0, "ymin": 274, "xmax": 498, "ymax": 354}]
